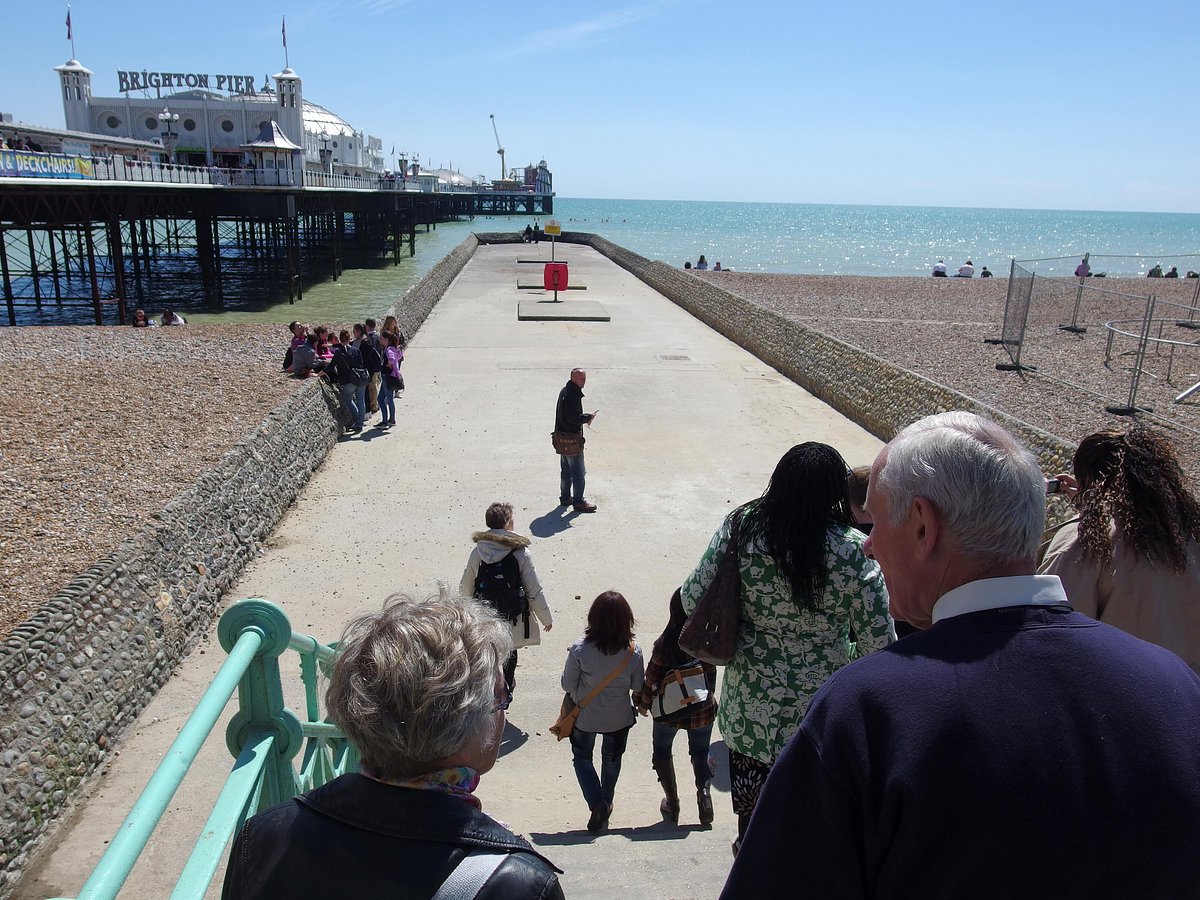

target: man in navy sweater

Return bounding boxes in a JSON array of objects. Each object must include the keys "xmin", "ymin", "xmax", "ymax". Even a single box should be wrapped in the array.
[{"xmin": 721, "ymin": 411, "xmax": 1200, "ymax": 899}]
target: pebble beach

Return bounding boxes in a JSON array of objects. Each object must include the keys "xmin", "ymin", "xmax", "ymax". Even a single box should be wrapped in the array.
[{"xmin": 1, "ymin": 273, "xmax": 1198, "ymax": 640}]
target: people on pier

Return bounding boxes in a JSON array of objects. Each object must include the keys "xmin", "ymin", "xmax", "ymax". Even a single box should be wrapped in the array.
[
  {"xmin": 375, "ymin": 331, "xmax": 401, "ymax": 427},
  {"xmin": 722, "ymin": 412, "xmax": 1200, "ymax": 900},
  {"xmin": 460, "ymin": 502, "xmax": 554, "ymax": 693},
  {"xmin": 682, "ymin": 442, "xmax": 894, "ymax": 854},
  {"xmin": 523, "ymin": 224, "xmax": 533, "ymax": 243},
  {"xmin": 560, "ymin": 590, "xmax": 645, "ymax": 834},
  {"xmin": 222, "ymin": 594, "xmax": 564, "ymax": 899},
  {"xmin": 555, "ymin": 368, "xmax": 597, "ymax": 513},
  {"xmin": 635, "ymin": 588, "xmax": 717, "ymax": 828},
  {"xmin": 1039, "ymin": 426, "xmax": 1200, "ymax": 673},
  {"xmin": 323, "ymin": 329, "xmax": 368, "ymax": 434}
]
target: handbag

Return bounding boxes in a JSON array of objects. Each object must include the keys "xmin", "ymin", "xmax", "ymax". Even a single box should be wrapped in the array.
[
  {"xmin": 386, "ymin": 372, "xmax": 404, "ymax": 391},
  {"xmin": 649, "ymin": 662, "xmax": 712, "ymax": 722},
  {"xmin": 549, "ymin": 645, "xmax": 635, "ymax": 741},
  {"xmin": 678, "ymin": 513, "xmax": 743, "ymax": 665},
  {"xmin": 551, "ymin": 431, "xmax": 584, "ymax": 456}
]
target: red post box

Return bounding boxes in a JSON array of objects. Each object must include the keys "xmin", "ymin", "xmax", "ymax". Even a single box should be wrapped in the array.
[{"xmin": 543, "ymin": 262, "xmax": 569, "ymax": 293}]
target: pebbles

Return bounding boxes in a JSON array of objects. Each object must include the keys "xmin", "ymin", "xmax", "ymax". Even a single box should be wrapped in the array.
[
  {"xmin": 697, "ymin": 271, "xmax": 1200, "ymax": 481},
  {"xmin": 0, "ymin": 324, "xmax": 302, "ymax": 640}
]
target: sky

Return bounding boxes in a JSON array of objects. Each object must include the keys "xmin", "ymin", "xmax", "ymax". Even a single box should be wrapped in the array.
[{"xmin": 3, "ymin": 0, "xmax": 1198, "ymax": 213}]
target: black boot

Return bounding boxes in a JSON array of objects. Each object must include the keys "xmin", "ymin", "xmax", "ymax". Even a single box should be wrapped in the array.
[
  {"xmin": 732, "ymin": 811, "xmax": 752, "ymax": 856},
  {"xmin": 692, "ymin": 752, "xmax": 714, "ymax": 826},
  {"xmin": 652, "ymin": 756, "xmax": 680, "ymax": 824}
]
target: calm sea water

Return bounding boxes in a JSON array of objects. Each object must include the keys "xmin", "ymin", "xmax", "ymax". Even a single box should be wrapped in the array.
[
  {"xmin": 551, "ymin": 198, "xmax": 1200, "ymax": 279},
  {"xmin": 12, "ymin": 198, "xmax": 1200, "ymax": 325}
]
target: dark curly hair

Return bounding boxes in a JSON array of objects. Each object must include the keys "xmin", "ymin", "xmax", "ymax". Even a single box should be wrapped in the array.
[
  {"xmin": 735, "ymin": 442, "xmax": 854, "ymax": 612},
  {"xmin": 1073, "ymin": 426, "xmax": 1200, "ymax": 571}
]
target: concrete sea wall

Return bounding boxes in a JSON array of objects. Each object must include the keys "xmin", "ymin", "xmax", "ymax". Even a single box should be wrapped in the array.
[{"xmin": 0, "ymin": 234, "xmax": 481, "ymax": 895}]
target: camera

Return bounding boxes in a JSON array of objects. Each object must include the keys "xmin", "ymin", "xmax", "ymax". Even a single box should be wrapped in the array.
[{"xmin": 1045, "ymin": 478, "xmax": 1062, "ymax": 495}]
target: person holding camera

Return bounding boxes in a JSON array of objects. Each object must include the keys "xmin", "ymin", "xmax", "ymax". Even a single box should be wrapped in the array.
[{"xmin": 555, "ymin": 368, "xmax": 597, "ymax": 513}]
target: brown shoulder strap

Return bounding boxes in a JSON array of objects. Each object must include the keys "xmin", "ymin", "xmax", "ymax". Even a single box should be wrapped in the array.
[{"xmin": 576, "ymin": 645, "xmax": 635, "ymax": 710}]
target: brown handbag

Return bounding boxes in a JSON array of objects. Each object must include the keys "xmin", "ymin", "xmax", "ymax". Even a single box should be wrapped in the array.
[
  {"xmin": 551, "ymin": 431, "xmax": 584, "ymax": 456},
  {"xmin": 549, "ymin": 645, "xmax": 635, "ymax": 741},
  {"xmin": 678, "ymin": 513, "xmax": 743, "ymax": 665}
]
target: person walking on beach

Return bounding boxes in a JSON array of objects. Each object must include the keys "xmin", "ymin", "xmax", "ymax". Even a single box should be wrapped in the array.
[
  {"xmin": 555, "ymin": 368, "xmax": 597, "ymax": 513},
  {"xmin": 460, "ymin": 502, "xmax": 554, "ymax": 693}
]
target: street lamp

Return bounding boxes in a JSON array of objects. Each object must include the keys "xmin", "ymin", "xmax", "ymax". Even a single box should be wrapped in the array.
[
  {"xmin": 157, "ymin": 108, "xmax": 180, "ymax": 164},
  {"xmin": 318, "ymin": 131, "xmax": 332, "ymax": 175}
]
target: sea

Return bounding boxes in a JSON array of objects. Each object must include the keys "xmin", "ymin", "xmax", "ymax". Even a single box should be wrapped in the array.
[{"xmin": 10, "ymin": 198, "xmax": 1200, "ymax": 325}]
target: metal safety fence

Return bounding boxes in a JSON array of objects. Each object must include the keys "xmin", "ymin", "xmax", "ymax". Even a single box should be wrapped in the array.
[
  {"xmin": 52, "ymin": 599, "xmax": 357, "ymax": 900},
  {"xmin": 990, "ymin": 251, "xmax": 1200, "ymax": 427}
]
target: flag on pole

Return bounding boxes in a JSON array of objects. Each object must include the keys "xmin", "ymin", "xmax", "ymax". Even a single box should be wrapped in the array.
[
  {"xmin": 282, "ymin": 15, "xmax": 287, "ymax": 48},
  {"xmin": 65, "ymin": 7, "xmax": 72, "ymax": 41}
]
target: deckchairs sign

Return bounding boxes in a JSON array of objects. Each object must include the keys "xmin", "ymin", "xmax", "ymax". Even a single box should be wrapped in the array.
[{"xmin": 0, "ymin": 151, "xmax": 94, "ymax": 179}]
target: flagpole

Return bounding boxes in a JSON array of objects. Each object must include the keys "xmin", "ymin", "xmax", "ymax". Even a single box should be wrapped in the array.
[
  {"xmin": 282, "ymin": 15, "xmax": 289, "ymax": 69},
  {"xmin": 66, "ymin": 5, "xmax": 76, "ymax": 58}
]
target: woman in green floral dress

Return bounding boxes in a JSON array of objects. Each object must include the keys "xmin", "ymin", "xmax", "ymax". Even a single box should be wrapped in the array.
[{"xmin": 681, "ymin": 442, "xmax": 895, "ymax": 853}]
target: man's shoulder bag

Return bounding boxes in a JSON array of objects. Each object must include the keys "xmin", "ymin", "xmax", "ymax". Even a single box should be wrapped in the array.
[{"xmin": 551, "ymin": 431, "xmax": 584, "ymax": 456}]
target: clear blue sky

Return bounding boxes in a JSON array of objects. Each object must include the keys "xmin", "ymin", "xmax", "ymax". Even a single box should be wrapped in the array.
[{"xmin": 4, "ymin": 0, "xmax": 1197, "ymax": 213}]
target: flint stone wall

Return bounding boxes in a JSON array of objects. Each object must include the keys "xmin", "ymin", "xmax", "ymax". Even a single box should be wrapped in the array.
[{"xmin": 0, "ymin": 233, "xmax": 481, "ymax": 896}]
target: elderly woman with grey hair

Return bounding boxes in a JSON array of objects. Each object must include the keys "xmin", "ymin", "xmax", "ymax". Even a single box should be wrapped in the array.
[{"xmin": 222, "ymin": 594, "xmax": 564, "ymax": 900}]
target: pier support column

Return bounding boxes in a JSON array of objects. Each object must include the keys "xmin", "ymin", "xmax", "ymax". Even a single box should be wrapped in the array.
[
  {"xmin": 0, "ymin": 229, "xmax": 15, "ymax": 325},
  {"xmin": 84, "ymin": 224, "xmax": 103, "ymax": 325},
  {"xmin": 195, "ymin": 215, "xmax": 222, "ymax": 308},
  {"xmin": 107, "ymin": 219, "xmax": 128, "ymax": 324}
]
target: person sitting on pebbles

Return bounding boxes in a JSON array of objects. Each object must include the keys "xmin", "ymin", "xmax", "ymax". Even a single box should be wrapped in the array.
[{"xmin": 159, "ymin": 308, "xmax": 187, "ymax": 326}]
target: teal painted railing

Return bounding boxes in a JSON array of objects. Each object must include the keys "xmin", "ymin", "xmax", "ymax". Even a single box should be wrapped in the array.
[{"xmin": 50, "ymin": 599, "xmax": 358, "ymax": 900}]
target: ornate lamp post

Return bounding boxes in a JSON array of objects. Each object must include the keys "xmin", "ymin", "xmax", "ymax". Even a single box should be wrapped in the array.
[
  {"xmin": 318, "ymin": 131, "xmax": 332, "ymax": 175},
  {"xmin": 157, "ymin": 108, "xmax": 180, "ymax": 164}
]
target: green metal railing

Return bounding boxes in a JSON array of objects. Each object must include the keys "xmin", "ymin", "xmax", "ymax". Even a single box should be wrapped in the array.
[{"xmin": 51, "ymin": 599, "xmax": 358, "ymax": 900}]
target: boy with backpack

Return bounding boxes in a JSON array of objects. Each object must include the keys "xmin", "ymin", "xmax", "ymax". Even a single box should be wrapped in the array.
[{"xmin": 460, "ymin": 502, "xmax": 554, "ymax": 693}]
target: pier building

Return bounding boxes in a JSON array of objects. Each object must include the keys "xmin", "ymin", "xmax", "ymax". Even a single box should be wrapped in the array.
[{"xmin": 54, "ymin": 58, "xmax": 384, "ymax": 176}]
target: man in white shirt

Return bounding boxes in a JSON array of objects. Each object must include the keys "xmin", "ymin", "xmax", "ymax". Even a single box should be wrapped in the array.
[
  {"xmin": 931, "ymin": 259, "xmax": 947, "ymax": 277},
  {"xmin": 722, "ymin": 411, "xmax": 1200, "ymax": 899}
]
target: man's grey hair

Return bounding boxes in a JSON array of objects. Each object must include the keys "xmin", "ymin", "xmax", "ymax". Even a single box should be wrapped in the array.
[
  {"xmin": 325, "ymin": 592, "xmax": 513, "ymax": 780},
  {"xmin": 874, "ymin": 411, "xmax": 1046, "ymax": 564}
]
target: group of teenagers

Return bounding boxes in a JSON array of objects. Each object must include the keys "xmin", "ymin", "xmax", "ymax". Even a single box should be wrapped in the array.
[
  {"xmin": 224, "ymin": 413, "xmax": 1200, "ymax": 899},
  {"xmin": 282, "ymin": 316, "xmax": 407, "ymax": 433}
]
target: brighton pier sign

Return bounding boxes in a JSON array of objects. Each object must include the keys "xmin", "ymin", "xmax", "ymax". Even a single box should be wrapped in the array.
[{"xmin": 117, "ymin": 70, "xmax": 258, "ymax": 95}]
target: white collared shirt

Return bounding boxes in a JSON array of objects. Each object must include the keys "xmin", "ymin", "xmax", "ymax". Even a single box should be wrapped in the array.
[{"xmin": 931, "ymin": 575, "xmax": 1069, "ymax": 625}]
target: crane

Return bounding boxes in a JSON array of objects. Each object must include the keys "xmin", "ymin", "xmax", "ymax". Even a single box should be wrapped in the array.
[{"xmin": 489, "ymin": 114, "xmax": 506, "ymax": 182}]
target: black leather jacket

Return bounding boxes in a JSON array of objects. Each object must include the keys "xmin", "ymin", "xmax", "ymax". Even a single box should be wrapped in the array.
[{"xmin": 222, "ymin": 774, "xmax": 564, "ymax": 899}]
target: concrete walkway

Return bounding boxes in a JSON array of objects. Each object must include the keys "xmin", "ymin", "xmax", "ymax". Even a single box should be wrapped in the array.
[{"xmin": 19, "ymin": 243, "xmax": 884, "ymax": 900}]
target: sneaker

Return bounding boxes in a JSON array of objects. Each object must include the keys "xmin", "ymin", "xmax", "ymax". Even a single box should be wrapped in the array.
[{"xmin": 573, "ymin": 502, "xmax": 597, "ymax": 513}]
